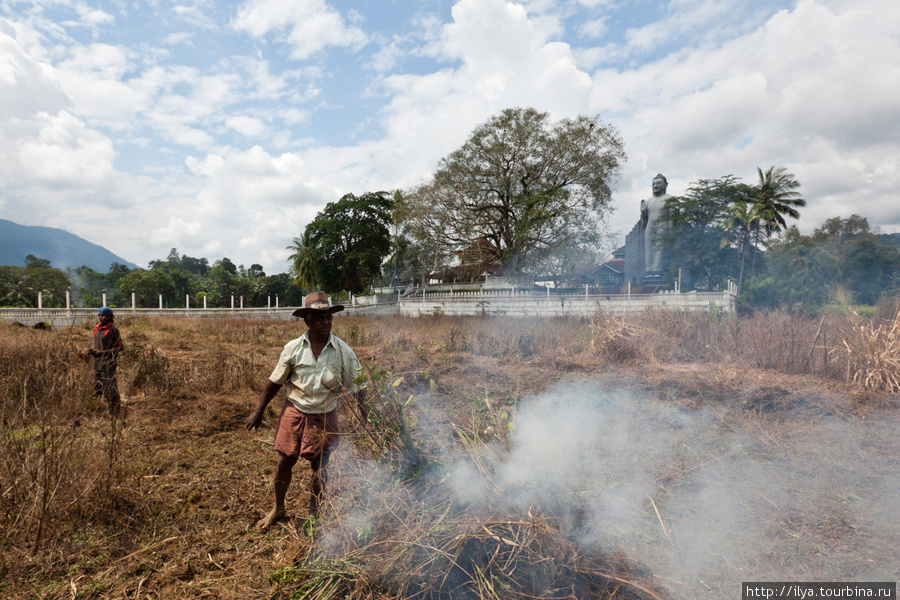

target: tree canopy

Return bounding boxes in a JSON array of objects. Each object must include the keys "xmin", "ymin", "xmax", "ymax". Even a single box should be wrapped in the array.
[
  {"xmin": 304, "ymin": 191, "xmax": 394, "ymax": 294},
  {"xmin": 405, "ymin": 107, "xmax": 625, "ymax": 278},
  {"xmin": 0, "ymin": 257, "xmax": 71, "ymax": 307}
]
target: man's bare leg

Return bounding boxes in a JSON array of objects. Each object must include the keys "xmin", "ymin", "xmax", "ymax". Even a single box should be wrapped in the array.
[
  {"xmin": 307, "ymin": 452, "xmax": 330, "ymax": 517},
  {"xmin": 257, "ymin": 452, "xmax": 297, "ymax": 529}
]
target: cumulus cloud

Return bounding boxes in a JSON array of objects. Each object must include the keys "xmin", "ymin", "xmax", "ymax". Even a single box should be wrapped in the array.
[
  {"xmin": 369, "ymin": 0, "xmax": 597, "ymax": 188},
  {"xmin": 232, "ymin": 0, "xmax": 367, "ymax": 60},
  {"xmin": 0, "ymin": 20, "xmax": 69, "ymax": 119}
]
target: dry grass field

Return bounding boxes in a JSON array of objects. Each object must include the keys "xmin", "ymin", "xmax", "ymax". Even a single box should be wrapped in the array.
[{"xmin": 1, "ymin": 309, "xmax": 899, "ymax": 599}]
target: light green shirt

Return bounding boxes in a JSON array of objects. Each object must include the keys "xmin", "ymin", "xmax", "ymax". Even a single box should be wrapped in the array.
[{"xmin": 269, "ymin": 332, "xmax": 363, "ymax": 414}]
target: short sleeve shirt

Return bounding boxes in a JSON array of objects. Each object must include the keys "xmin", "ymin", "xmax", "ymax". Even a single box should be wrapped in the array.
[{"xmin": 269, "ymin": 332, "xmax": 363, "ymax": 414}]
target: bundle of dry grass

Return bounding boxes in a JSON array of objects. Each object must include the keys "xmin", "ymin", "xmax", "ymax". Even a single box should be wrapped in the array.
[
  {"xmin": 276, "ymin": 507, "xmax": 666, "ymax": 600},
  {"xmin": 835, "ymin": 311, "xmax": 900, "ymax": 391},
  {"xmin": 268, "ymin": 369, "xmax": 668, "ymax": 600},
  {"xmin": 589, "ymin": 314, "xmax": 646, "ymax": 363}
]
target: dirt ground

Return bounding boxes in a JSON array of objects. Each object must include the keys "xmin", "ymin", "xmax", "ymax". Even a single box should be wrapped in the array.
[{"xmin": 3, "ymin": 315, "xmax": 899, "ymax": 599}]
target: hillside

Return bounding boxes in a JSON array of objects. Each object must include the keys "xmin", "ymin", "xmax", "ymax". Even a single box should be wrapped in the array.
[{"xmin": 0, "ymin": 218, "xmax": 139, "ymax": 272}]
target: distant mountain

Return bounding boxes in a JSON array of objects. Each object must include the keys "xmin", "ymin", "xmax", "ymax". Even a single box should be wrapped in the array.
[{"xmin": 0, "ymin": 219, "xmax": 139, "ymax": 272}]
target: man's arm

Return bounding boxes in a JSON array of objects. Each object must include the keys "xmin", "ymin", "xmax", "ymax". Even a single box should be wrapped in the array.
[
  {"xmin": 89, "ymin": 343, "xmax": 123, "ymax": 359},
  {"xmin": 245, "ymin": 380, "xmax": 283, "ymax": 430}
]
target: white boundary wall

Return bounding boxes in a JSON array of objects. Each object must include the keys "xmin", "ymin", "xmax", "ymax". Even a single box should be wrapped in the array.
[
  {"xmin": 400, "ymin": 290, "xmax": 735, "ymax": 317},
  {"xmin": 0, "ymin": 290, "xmax": 734, "ymax": 326}
]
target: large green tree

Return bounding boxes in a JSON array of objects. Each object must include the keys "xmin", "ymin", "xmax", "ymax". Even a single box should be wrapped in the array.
[
  {"xmin": 742, "ymin": 215, "xmax": 900, "ymax": 311},
  {"xmin": 118, "ymin": 269, "xmax": 175, "ymax": 306},
  {"xmin": 405, "ymin": 107, "xmax": 625, "ymax": 277},
  {"xmin": 659, "ymin": 177, "xmax": 749, "ymax": 290},
  {"xmin": 305, "ymin": 191, "xmax": 394, "ymax": 294}
]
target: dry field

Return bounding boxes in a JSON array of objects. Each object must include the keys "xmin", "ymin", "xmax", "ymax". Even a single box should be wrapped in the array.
[{"xmin": 1, "ymin": 309, "xmax": 899, "ymax": 599}]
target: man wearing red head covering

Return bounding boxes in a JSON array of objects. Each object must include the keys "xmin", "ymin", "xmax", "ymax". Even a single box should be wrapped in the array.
[{"xmin": 89, "ymin": 306, "xmax": 123, "ymax": 415}]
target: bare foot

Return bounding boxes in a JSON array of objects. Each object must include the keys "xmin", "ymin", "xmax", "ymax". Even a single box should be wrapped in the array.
[{"xmin": 256, "ymin": 508, "xmax": 286, "ymax": 530}]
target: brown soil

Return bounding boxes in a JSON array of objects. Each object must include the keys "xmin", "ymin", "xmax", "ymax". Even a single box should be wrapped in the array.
[{"xmin": 1, "ymin": 314, "xmax": 898, "ymax": 599}]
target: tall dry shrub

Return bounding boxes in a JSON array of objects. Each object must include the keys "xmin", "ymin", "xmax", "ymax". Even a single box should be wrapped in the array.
[
  {"xmin": 589, "ymin": 314, "xmax": 645, "ymax": 363},
  {"xmin": 631, "ymin": 309, "xmax": 730, "ymax": 362},
  {"xmin": 834, "ymin": 311, "xmax": 900, "ymax": 392},
  {"xmin": 0, "ymin": 325, "xmax": 127, "ymax": 561},
  {"xmin": 738, "ymin": 310, "xmax": 811, "ymax": 371},
  {"xmin": 620, "ymin": 308, "xmax": 852, "ymax": 380}
]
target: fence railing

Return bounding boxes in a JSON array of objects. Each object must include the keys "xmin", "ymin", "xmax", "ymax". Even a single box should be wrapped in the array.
[
  {"xmin": 0, "ymin": 307, "xmax": 300, "ymax": 325},
  {"xmin": 2, "ymin": 288, "xmax": 736, "ymax": 324},
  {"xmin": 414, "ymin": 289, "xmax": 734, "ymax": 302}
]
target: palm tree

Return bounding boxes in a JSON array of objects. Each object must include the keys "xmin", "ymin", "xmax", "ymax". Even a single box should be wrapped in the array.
[
  {"xmin": 721, "ymin": 200, "xmax": 763, "ymax": 294},
  {"xmin": 286, "ymin": 230, "xmax": 318, "ymax": 289},
  {"xmin": 751, "ymin": 166, "xmax": 806, "ymax": 273}
]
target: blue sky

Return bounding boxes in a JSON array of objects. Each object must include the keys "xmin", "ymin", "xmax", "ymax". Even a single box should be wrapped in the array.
[{"xmin": 1, "ymin": 0, "xmax": 898, "ymax": 273}]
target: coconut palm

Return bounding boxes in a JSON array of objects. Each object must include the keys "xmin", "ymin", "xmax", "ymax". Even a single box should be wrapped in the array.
[
  {"xmin": 754, "ymin": 165, "xmax": 805, "ymax": 235},
  {"xmin": 286, "ymin": 230, "xmax": 318, "ymax": 289},
  {"xmin": 750, "ymin": 166, "xmax": 805, "ymax": 274}
]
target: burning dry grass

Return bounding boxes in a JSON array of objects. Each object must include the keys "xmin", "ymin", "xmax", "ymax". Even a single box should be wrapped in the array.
[
  {"xmin": 277, "ymin": 508, "xmax": 664, "ymax": 600},
  {"xmin": 1, "ymin": 308, "xmax": 898, "ymax": 599},
  {"xmin": 285, "ymin": 368, "xmax": 668, "ymax": 600}
]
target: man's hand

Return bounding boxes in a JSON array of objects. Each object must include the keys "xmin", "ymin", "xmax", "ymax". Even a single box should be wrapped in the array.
[
  {"xmin": 246, "ymin": 381, "xmax": 283, "ymax": 431},
  {"xmin": 245, "ymin": 408, "xmax": 265, "ymax": 431}
]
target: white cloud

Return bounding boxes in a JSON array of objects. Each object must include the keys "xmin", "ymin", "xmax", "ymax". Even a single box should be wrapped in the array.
[
  {"xmin": 150, "ymin": 215, "xmax": 203, "ymax": 246},
  {"xmin": 74, "ymin": 5, "xmax": 114, "ymax": 28},
  {"xmin": 225, "ymin": 115, "xmax": 266, "ymax": 137},
  {"xmin": 4, "ymin": 110, "xmax": 117, "ymax": 190},
  {"xmin": 367, "ymin": 0, "xmax": 596, "ymax": 190},
  {"xmin": 232, "ymin": 0, "xmax": 367, "ymax": 60},
  {"xmin": 162, "ymin": 31, "xmax": 193, "ymax": 45},
  {"xmin": 578, "ymin": 16, "xmax": 608, "ymax": 39},
  {"xmin": 0, "ymin": 20, "xmax": 69, "ymax": 118}
]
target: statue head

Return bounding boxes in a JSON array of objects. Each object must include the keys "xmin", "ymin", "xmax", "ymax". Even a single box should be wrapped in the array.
[{"xmin": 651, "ymin": 174, "xmax": 668, "ymax": 197}]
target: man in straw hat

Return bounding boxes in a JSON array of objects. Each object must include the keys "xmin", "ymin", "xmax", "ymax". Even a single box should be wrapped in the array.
[{"xmin": 246, "ymin": 291, "xmax": 368, "ymax": 530}]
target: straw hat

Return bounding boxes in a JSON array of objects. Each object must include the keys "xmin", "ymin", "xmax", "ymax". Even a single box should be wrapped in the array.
[{"xmin": 292, "ymin": 291, "xmax": 345, "ymax": 318}]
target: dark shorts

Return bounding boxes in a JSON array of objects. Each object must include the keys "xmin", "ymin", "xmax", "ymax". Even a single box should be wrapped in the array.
[{"xmin": 273, "ymin": 400, "xmax": 339, "ymax": 460}]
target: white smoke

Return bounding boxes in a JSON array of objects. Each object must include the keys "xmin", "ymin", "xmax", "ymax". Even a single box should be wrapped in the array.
[{"xmin": 448, "ymin": 380, "xmax": 900, "ymax": 599}]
